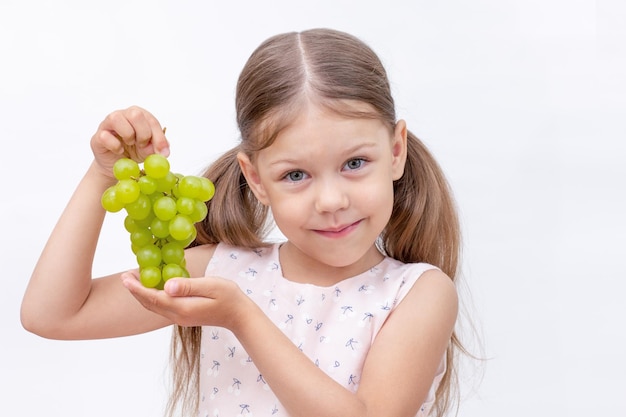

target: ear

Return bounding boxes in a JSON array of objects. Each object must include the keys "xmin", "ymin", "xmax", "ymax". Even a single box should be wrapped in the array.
[
  {"xmin": 391, "ymin": 119, "xmax": 408, "ymax": 180},
  {"xmin": 237, "ymin": 152, "xmax": 270, "ymax": 205}
]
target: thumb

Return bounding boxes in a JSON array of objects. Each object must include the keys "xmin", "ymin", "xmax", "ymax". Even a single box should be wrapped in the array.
[
  {"xmin": 164, "ymin": 277, "xmax": 218, "ymax": 297},
  {"xmin": 163, "ymin": 278, "xmax": 192, "ymax": 296}
]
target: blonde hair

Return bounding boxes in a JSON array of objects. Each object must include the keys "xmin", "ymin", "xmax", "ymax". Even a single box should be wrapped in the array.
[{"xmin": 167, "ymin": 28, "xmax": 465, "ymax": 417}]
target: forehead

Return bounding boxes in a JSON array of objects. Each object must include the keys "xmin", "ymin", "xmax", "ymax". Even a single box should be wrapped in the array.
[
  {"xmin": 249, "ymin": 99, "xmax": 387, "ymax": 153},
  {"xmin": 254, "ymin": 104, "xmax": 392, "ymax": 167}
]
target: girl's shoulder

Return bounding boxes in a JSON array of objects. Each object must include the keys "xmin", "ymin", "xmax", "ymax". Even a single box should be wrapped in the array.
[{"xmin": 378, "ymin": 255, "xmax": 441, "ymax": 279}]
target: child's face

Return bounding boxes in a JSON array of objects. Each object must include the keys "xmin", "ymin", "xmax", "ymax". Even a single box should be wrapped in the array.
[{"xmin": 239, "ymin": 102, "xmax": 407, "ymax": 274}]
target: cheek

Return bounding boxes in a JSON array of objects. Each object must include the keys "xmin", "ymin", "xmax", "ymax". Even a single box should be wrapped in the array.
[
  {"xmin": 266, "ymin": 197, "xmax": 304, "ymax": 228},
  {"xmin": 356, "ymin": 178, "xmax": 395, "ymax": 215}
]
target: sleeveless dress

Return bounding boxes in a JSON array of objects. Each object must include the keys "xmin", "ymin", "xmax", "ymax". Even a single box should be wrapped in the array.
[{"xmin": 198, "ymin": 242, "xmax": 446, "ymax": 417}]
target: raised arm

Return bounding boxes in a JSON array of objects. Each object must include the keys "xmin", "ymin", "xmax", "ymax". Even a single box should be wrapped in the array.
[{"xmin": 21, "ymin": 106, "xmax": 175, "ymax": 340}]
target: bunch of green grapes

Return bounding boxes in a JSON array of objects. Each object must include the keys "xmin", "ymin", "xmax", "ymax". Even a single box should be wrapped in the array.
[{"xmin": 101, "ymin": 153, "xmax": 214, "ymax": 288}]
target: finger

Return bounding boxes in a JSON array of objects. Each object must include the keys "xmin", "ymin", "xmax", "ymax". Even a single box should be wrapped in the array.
[
  {"xmin": 125, "ymin": 106, "xmax": 154, "ymax": 150},
  {"xmin": 163, "ymin": 276, "xmax": 236, "ymax": 301},
  {"xmin": 102, "ymin": 110, "xmax": 137, "ymax": 145},
  {"xmin": 120, "ymin": 271, "xmax": 143, "ymax": 294},
  {"xmin": 148, "ymin": 116, "xmax": 170, "ymax": 157},
  {"xmin": 163, "ymin": 278, "xmax": 208, "ymax": 297},
  {"xmin": 120, "ymin": 269, "xmax": 139, "ymax": 282},
  {"xmin": 125, "ymin": 106, "xmax": 170, "ymax": 158},
  {"xmin": 93, "ymin": 129, "xmax": 126, "ymax": 155}
]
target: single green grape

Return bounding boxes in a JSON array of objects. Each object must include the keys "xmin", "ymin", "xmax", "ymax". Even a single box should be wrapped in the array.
[
  {"xmin": 124, "ymin": 216, "xmax": 140, "ymax": 233},
  {"xmin": 162, "ymin": 263, "xmax": 186, "ymax": 281},
  {"xmin": 137, "ymin": 175, "xmax": 158, "ymax": 195},
  {"xmin": 143, "ymin": 154, "xmax": 170, "ymax": 179},
  {"xmin": 125, "ymin": 193, "xmax": 152, "ymax": 220},
  {"xmin": 153, "ymin": 196, "xmax": 178, "ymax": 221},
  {"xmin": 176, "ymin": 196, "xmax": 196, "ymax": 216},
  {"xmin": 130, "ymin": 228, "xmax": 154, "ymax": 247},
  {"xmin": 198, "ymin": 177, "xmax": 215, "ymax": 202},
  {"xmin": 178, "ymin": 176, "xmax": 203, "ymax": 199},
  {"xmin": 135, "ymin": 245, "xmax": 162, "ymax": 268},
  {"xmin": 161, "ymin": 241, "xmax": 185, "ymax": 264},
  {"xmin": 150, "ymin": 217, "xmax": 170, "ymax": 239},
  {"xmin": 169, "ymin": 214, "xmax": 194, "ymax": 241},
  {"xmin": 190, "ymin": 199, "xmax": 208, "ymax": 223},
  {"xmin": 140, "ymin": 266, "xmax": 162, "ymax": 288},
  {"xmin": 175, "ymin": 225, "xmax": 197, "ymax": 248},
  {"xmin": 113, "ymin": 158, "xmax": 140, "ymax": 180},
  {"xmin": 115, "ymin": 179, "xmax": 141, "ymax": 204},
  {"xmin": 101, "ymin": 186, "xmax": 124, "ymax": 212}
]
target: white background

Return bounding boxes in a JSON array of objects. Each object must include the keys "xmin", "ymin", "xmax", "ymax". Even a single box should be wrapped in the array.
[{"xmin": 1, "ymin": 1, "xmax": 624, "ymax": 416}]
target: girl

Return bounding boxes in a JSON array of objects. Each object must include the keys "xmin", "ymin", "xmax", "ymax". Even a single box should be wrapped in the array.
[{"xmin": 21, "ymin": 28, "xmax": 463, "ymax": 417}]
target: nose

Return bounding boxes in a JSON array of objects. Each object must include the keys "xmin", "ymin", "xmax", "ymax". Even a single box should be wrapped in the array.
[{"xmin": 314, "ymin": 177, "xmax": 349, "ymax": 213}]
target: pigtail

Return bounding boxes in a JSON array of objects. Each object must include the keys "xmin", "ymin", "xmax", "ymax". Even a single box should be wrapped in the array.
[
  {"xmin": 165, "ymin": 325, "xmax": 201, "ymax": 417},
  {"xmin": 382, "ymin": 130, "xmax": 460, "ymax": 278},
  {"xmin": 382, "ymin": 129, "xmax": 463, "ymax": 416},
  {"xmin": 194, "ymin": 146, "xmax": 271, "ymax": 249}
]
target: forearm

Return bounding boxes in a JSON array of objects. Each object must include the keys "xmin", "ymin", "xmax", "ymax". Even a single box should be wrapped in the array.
[
  {"xmin": 21, "ymin": 161, "xmax": 115, "ymax": 333},
  {"xmin": 232, "ymin": 302, "xmax": 369, "ymax": 417}
]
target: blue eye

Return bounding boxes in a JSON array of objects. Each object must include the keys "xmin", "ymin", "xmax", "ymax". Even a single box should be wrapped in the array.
[
  {"xmin": 285, "ymin": 170, "xmax": 306, "ymax": 182},
  {"xmin": 344, "ymin": 158, "xmax": 365, "ymax": 170}
]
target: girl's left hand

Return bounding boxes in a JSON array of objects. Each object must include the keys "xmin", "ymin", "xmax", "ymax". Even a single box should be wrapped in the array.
[{"xmin": 121, "ymin": 271, "xmax": 250, "ymax": 329}]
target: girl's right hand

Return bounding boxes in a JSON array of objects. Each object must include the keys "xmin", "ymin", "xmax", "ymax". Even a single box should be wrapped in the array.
[{"xmin": 90, "ymin": 106, "xmax": 170, "ymax": 179}]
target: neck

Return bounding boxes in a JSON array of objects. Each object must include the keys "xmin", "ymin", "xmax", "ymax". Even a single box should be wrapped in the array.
[{"xmin": 278, "ymin": 242, "xmax": 384, "ymax": 286}]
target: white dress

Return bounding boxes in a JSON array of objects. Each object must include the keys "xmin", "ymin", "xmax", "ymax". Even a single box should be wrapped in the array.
[{"xmin": 198, "ymin": 242, "xmax": 446, "ymax": 417}]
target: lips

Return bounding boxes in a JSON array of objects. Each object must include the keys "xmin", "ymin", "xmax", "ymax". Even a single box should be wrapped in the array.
[{"xmin": 313, "ymin": 220, "xmax": 362, "ymax": 238}]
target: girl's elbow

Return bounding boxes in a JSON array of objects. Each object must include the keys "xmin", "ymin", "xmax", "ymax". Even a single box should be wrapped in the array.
[
  {"xmin": 20, "ymin": 302, "xmax": 62, "ymax": 339},
  {"xmin": 20, "ymin": 305, "xmax": 45, "ymax": 337}
]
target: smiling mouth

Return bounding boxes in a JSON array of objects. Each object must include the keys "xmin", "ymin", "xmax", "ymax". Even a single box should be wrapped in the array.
[{"xmin": 314, "ymin": 220, "xmax": 362, "ymax": 237}]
